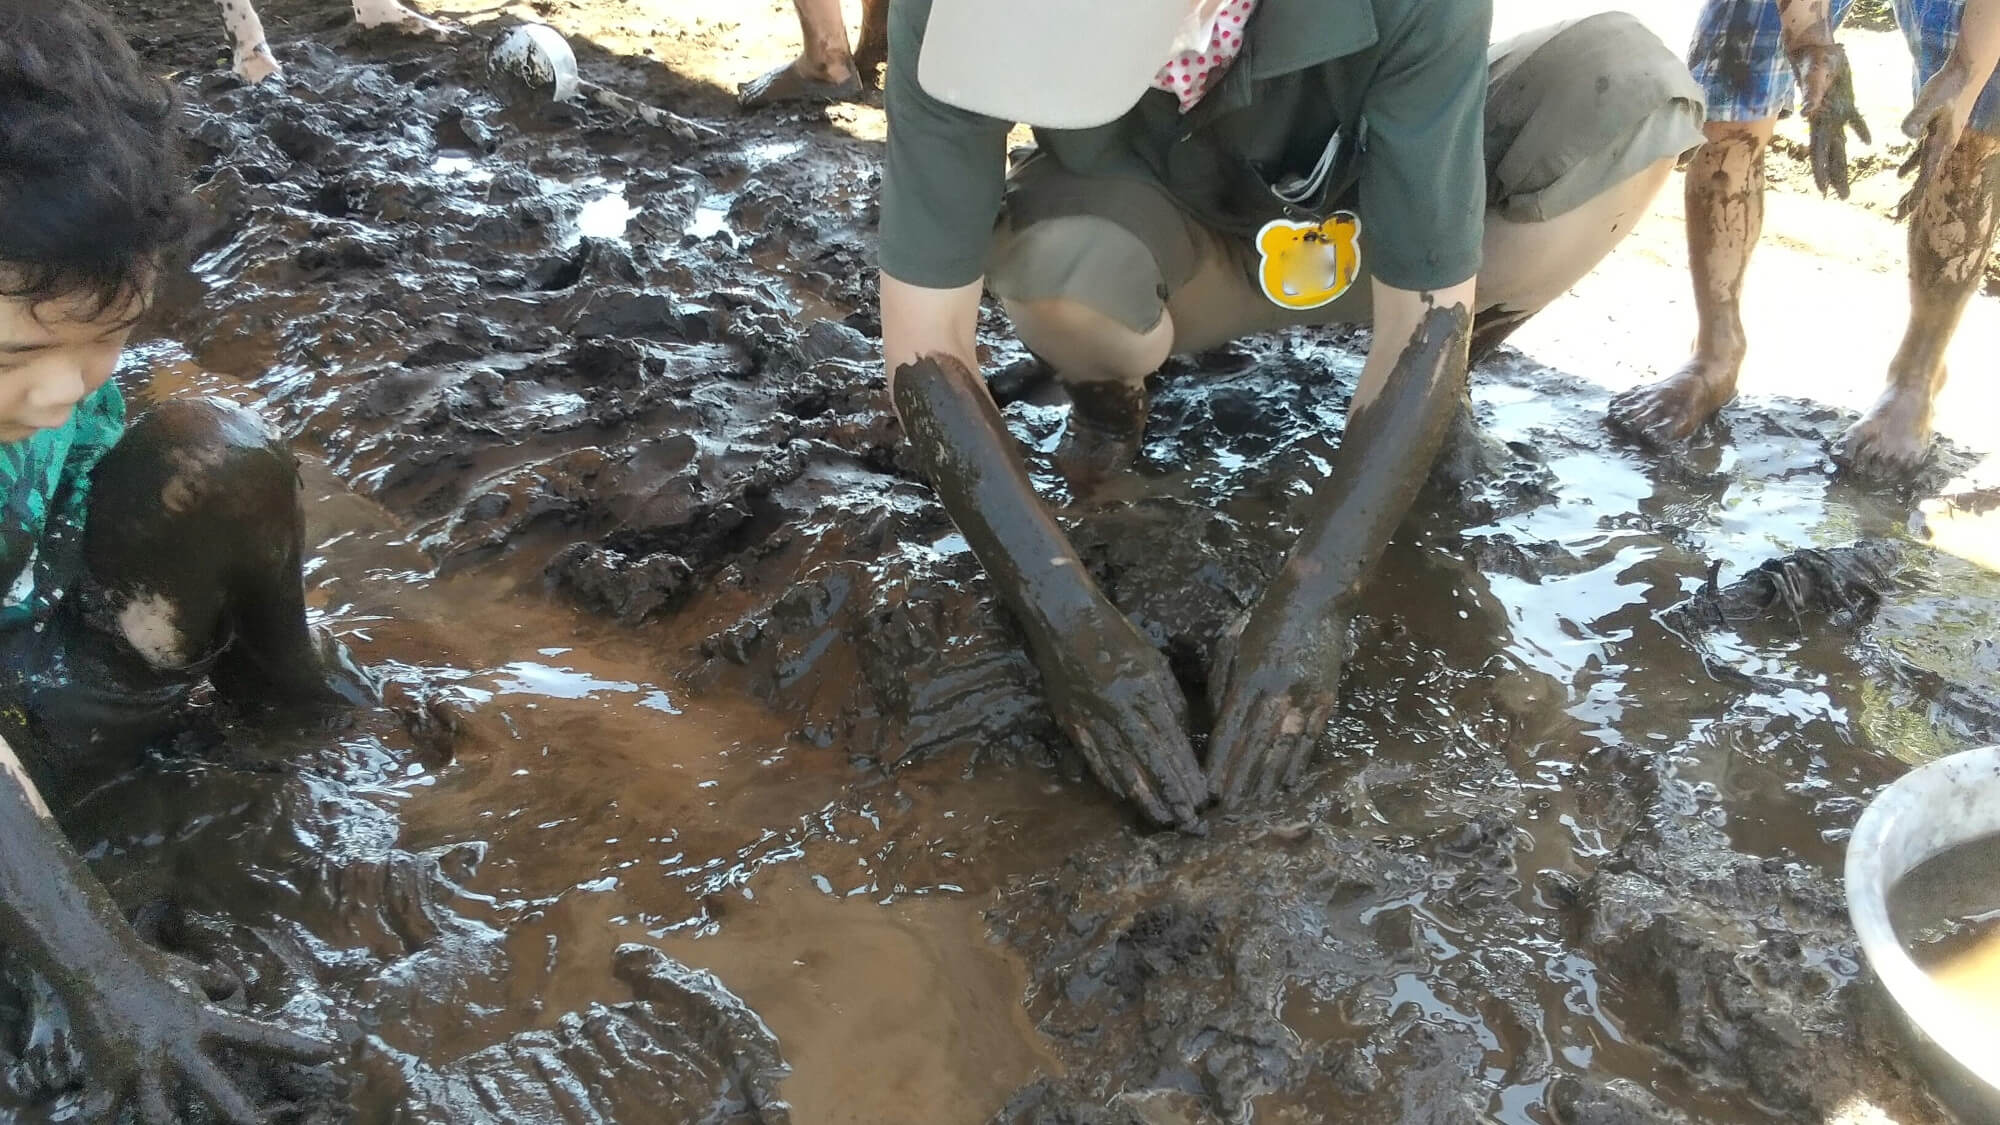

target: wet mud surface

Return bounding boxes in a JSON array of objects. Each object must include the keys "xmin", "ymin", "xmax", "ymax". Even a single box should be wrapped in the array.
[{"xmin": 12, "ymin": 0, "xmax": 2000, "ymax": 1119}]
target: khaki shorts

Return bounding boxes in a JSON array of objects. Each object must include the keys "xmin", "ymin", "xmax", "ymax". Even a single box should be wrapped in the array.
[{"xmin": 987, "ymin": 12, "xmax": 1706, "ymax": 349}]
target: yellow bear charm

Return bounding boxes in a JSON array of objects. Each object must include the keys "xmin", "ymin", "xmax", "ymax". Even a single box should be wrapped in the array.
[{"xmin": 1255, "ymin": 213, "xmax": 1362, "ymax": 311}]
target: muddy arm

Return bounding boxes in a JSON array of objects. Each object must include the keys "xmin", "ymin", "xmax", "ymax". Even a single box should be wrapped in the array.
[
  {"xmin": 1779, "ymin": 0, "xmax": 1870, "ymax": 196},
  {"xmin": 882, "ymin": 275, "xmax": 1207, "ymax": 827},
  {"xmin": 0, "ymin": 734, "xmax": 331, "ymax": 1121},
  {"xmin": 1904, "ymin": 0, "xmax": 2000, "ymax": 144},
  {"xmin": 1207, "ymin": 281, "xmax": 1472, "ymax": 804}
]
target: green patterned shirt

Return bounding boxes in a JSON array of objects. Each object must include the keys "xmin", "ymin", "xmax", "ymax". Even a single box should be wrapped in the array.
[{"xmin": 0, "ymin": 381, "xmax": 126, "ymax": 630}]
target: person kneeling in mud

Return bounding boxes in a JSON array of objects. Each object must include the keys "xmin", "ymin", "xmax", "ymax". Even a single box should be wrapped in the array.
[
  {"xmin": 1611, "ymin": 0, "xmax": 2000, "ymax": 481},
  {"xmin": 0, "ymin": 2, "xmax": 371, "ymax": 1118},
  {"xmin": 879, "ymin": 0, "xmax": 1706, "ymax": 827}
]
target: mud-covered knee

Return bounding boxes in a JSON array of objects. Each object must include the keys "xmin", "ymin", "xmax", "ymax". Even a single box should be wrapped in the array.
[{"xmin": 100, "ymin": 397, "xmax": 297, "ymax": 519}]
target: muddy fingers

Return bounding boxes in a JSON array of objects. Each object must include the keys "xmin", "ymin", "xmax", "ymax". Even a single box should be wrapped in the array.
[
  {"xmin": 1797, "ymin": 44, "xmax": 1869, "ymax": 198},
  {"xmin": 132, "ymin": 1073, "xmax": 173, "ymax": 1124},
  {"xmin": 202, "ymin": 1006, "xmax": 338, "ymax": 1063},
  {"xmin": 180, "ymin": 1049, "xmax": 262, "ymax": 1125}
]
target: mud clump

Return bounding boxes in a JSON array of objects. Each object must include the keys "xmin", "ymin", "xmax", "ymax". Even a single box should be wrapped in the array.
[{"xmin": 1665, "ymin": 540, "xmax": 1907, "ymax": 634}]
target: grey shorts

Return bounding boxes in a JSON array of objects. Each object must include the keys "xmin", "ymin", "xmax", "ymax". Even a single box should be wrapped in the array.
[{"xmin": 987, "ymin": 12, "xmax": 1707, "ymax": 348}]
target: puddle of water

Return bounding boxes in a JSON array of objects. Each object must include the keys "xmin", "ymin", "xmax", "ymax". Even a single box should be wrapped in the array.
[
  {"xmin": 688, "ymin": 194, "xmax": 734, "ymax": 241},
  {"xmin": 663, "ymin": 874, "xmax": 1057, "ymax": 1125},
  {"xmin": 1891, "ymin": 832, "xmax": 2000, "ymax": 1027},
  {"xmin": 575, "ymin": 184, "xmax": 635, "ymax": 242}
]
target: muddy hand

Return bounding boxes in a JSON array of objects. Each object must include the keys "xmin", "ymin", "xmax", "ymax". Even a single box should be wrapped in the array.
[
  {"xmin": 1206, "ymin": 602, "xmax": 1348, "ymax": 806},
  {"xmin": 80, "ymin": 951, "xmax": 335, "ymax": 1124},
  {"xmin": 1032, "ymin": 603, "xmax": 1207, "ymax": 829},
  {"xmin": 1794, "ymin": 44, "xmax": 1871, "ymax": 197}
]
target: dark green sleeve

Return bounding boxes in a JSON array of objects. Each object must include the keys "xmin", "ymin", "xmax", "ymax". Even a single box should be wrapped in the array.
[
  {"xmin": 1357, "ymin": 0, "xmax": 1491, "ymax": 292},
  {"xmin": 878, "ymin": 0, "xmax": 1013, "ymax": 289}
]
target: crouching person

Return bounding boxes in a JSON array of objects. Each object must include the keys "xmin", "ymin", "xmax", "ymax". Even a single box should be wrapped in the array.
[
  {"xmin": 878, "ymin": 0, "xmax": 1707, "ymax": 826},
  {"xmin": 0, "ymin": 1, "xmax": 370, "ymax": 1117}
]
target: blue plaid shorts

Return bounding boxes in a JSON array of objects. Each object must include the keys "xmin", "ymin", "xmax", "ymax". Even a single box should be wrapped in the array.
[{"xmin": 1689, "ymin": 0, "xmax": 2000, "ymax": 131}]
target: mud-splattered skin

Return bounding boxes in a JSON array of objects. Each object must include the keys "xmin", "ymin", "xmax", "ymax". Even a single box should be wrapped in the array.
[
  {"xmin": 892, "ymin": 356, "xmax": 1208, "ymax": 828},
  {"xmin": 1206, "ymin": 303, "xmax": 1472, "ymax": 803},
  {"xmin": 1837, "ymin": 130, "xmax": 2000, "ymax": 479},
  {"xmin": 0, "ymin": 399, "xmax": 349, "ymax": 1120},
  {"xmin": 1609, "ymin": 129, "xmax": 1767, "ymax": 445},
  {"xmin": 0, "ymin": 767, "xmax": 332, "ymax": 1122}
]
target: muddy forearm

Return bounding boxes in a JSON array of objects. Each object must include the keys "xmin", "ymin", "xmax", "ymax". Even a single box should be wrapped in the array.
[
  {"xmin": 1777, "ymin": 0, "xmax": 1836, "ymax": 55},
  {"xmin": 1271, "ymin": 302, "xmax": 1472, "ymax": 619},
  {"xmin": 893, "ymin": 355, "xmax": 1103, "ymax": 638},
  {"xmin": 0, "ymin": 744, "xmax": 147, "ymax": 1010}
]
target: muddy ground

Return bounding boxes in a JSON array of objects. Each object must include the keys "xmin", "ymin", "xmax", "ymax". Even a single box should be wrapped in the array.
[{"xmin": 8, "ymin": 0, "xmax": 2000, "ymax": 1121}]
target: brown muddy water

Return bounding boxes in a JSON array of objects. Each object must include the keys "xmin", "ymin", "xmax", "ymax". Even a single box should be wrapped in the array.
[{"xmin": 6, "ymin": 1, "xmax": 1998, "ymax": 1121}]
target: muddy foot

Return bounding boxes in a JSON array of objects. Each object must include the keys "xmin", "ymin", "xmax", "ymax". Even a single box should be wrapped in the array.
[
  {"xmin": 1607, "ymin": 357, "xmax": 1739, "ymax": 446},
  {"xmin": 738, "ymin": 60, "xmax": 863, "ymax": 109},
  {"xmin": 353, "ymin": 1, "xmax": 462, "ymax": 41},
  {"xmin": 1055, "ymin": 381, "xmax": 1147, "ymax": 496},
  {"xmin": 1832, "ymin": 385, "xmax": 1937, "ymax": 482},
  {"xmin": 233, "ymin": 42, "xmax": 283, "ymax": 84}
]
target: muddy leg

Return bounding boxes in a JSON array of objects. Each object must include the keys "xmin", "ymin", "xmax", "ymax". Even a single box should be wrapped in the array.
[
  {"xmin": 852, "ymin": 0, "xmax": 890, "ymax": 84},
  {"xmin": 75, "ymin": 398, "xmax": 364, "ymax": 713},
  {"xmin": 215, "ymin": 0, "xmax": 282, "ymax": 84},
  {"xmin": 1003, "ymin": 295, "xmax": 1173, "ymax": 495},
  {"xmin": 349, "ymin": 0, "xmax": 459, "ymax": 39},
  {"xmin": 1833, "ymin": 131, "xmax": 2000, "ymax": 481},
  {"xmin": 1608, "ymin": 122, "xmax": 1776, "ymax": 445},
  {"xmin": 1430, "ymin": 308, "xmax": 1535, "ymax": 491},
  {"xmin": 739, "ymin": 0, "xmax": 863, "ymax": 108}
]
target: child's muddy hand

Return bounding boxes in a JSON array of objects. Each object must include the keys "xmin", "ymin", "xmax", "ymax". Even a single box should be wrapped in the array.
[
  {"xmin": 1794, "ymin": 43, "xmax": 1870, "ymax": 198},
  {"xmin": 78, "ymin": 951, "xmax": 335, "ymax": 1124},
  {"xmin": 1036, "ymin": 604, "xmax": 1207, "ymax": 830},
  {"xmin": 1206, "ymin": 605, "xmax": 1348, "ymax": 806}
]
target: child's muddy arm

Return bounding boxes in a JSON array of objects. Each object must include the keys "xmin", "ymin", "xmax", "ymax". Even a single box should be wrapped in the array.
[
  {"xmin": 883, "ymin": 276, "xmax": 1208, "ymax": 828},
  {"xmin": 0, "ymin": 735, "xmax": 332, "ymax": 1123},
  {"xmin": 1779, "ymin": 0, "xmax": 1871, "ymax": 196},
  {"xmin": 1207, "ymin": 282, "xmax": 1472, "ymax": 805},
  {"xmin": 1904, "ymin": 0, "xmax": 2000, "ymax": 145}
]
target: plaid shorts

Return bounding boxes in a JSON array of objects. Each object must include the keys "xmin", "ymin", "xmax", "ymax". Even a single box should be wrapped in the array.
[{"xmin": 1689, "ymin": 0, "xmax": 2000, "ymax": 131}]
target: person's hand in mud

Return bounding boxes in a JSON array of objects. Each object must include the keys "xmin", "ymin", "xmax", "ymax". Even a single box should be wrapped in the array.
[
  {"xmin": 1205, "ymin": 595, "xmax": 1350, "ymax": 805},
  {"xmin": 71, "ymin": 938, "xmax": 336, "ymax": 1123},
  {"xmin": 1028, "ymin": 594, "xmax": 1210, "ymax": 829},
  {"xmin": 0, "ymin": 738, "xmax": 335, "ymax": 1123},
  {"xmin": 880, "ymin": 276, "xmax": 1207, "ymax": 828},
  {"xmin": 1205, "ymin": 287, "xmax": 1473, "ymax": 806}
]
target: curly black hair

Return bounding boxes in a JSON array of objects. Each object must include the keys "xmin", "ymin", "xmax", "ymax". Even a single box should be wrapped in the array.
[{"xmin": 0, "ymin": 0, "xmax": 193, "ymax": 321}]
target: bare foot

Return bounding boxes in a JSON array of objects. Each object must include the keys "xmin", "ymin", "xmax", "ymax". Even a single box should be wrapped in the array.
[
  {"xmin": 738, "ymin": 57, "xmax": 862, "ymax": 109},
  {"xmin": 352, "ymin": 0, "xmax": 462, "ymax": 39},
  {"xmin": 233, "ymin": 41, "xmax": 283, "ymax": 84},
  {"xmin": 1833, "ymin": 382, "xmax": 1937, "ymax": 482},
  {"xmin": 1607, "ymin": 352, "xmax": 1741, "ymax": 446}
]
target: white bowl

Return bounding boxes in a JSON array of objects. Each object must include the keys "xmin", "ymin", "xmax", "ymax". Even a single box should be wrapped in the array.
[{"xmin": 1846, "ymin": 743, "xmax": 2000, "ymax": 1114}]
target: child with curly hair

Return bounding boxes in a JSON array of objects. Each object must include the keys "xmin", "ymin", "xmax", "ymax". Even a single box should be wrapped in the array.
[{"xmin": 0, "ymin": 0, "xmax": 373, "ymax": 1116}]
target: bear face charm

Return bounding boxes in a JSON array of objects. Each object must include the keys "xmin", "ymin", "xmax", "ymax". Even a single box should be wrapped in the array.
[{"xmin": 1255, "ymin": 213, "xmax": 1361, "ymax": 311}]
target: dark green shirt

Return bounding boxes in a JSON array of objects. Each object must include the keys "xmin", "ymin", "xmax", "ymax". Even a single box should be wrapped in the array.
[{"xmin": 880, "ymin": 0, "xmax": 1492, "ymax": 295}]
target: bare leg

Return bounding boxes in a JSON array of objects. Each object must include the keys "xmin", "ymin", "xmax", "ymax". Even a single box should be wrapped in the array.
[
  {"xmin": 215, "ymin": 0, "xmax": 282, "ymax": 84},
  {"xmin": 739, "ymin": 0, "xmax": 864, "ymax": 109},
  {"xmin": 1608, "ymin": 120, "xmax": 1778, "ymax": 445},
  {"xmin": 1834, "ymin": 130, "xmax": 2000, "ymax": 480}
]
